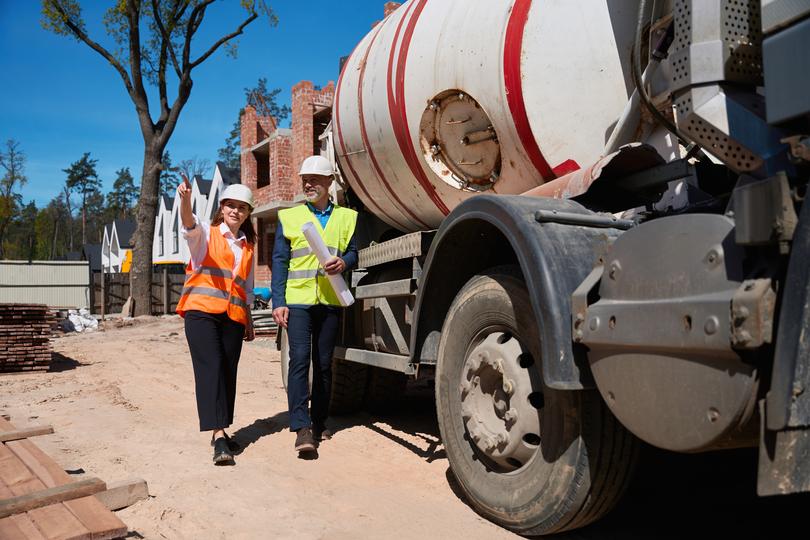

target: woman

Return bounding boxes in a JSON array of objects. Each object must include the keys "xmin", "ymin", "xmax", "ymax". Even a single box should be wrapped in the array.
[{"xmin": 175, "ymin": 175, "xmax": 256, "ymax": 465}]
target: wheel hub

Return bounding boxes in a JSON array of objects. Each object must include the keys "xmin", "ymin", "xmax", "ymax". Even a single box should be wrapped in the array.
[{"xmin": 460, "ymin": 331, "xmax": 542, "ymax": 471}]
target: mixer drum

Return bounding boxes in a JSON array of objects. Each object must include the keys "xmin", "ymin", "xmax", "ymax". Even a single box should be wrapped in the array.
[{"xmin": 333, "ymin": 0, "xmax": 638, "ymax": 231}]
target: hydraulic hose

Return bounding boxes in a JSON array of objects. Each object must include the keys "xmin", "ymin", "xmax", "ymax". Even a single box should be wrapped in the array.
[{"xmin": 633, "ymin": 0, "xmax": 699, "ymax": 152}]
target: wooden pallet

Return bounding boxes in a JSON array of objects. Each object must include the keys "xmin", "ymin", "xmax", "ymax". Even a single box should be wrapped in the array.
[{"xmin": 0, "ymin": 417, "xmax": 127, "ymax": 539}]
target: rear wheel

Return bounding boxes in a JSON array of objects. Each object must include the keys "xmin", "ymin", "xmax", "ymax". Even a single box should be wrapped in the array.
[
  {"xmin": 366, "ymin": 366, "xmax": 408, "ymax": 412},
  {"xmin": 435, "ymin": 266, "xmax": 638, "ymax": 535}
]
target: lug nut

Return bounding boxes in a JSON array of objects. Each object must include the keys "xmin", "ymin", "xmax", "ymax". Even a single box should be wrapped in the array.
[
  {"xmin": 504, "ymin": 408, "xmax": 518, "ymax": 423},
  {"xmin": 502, "ymin": 379, "xmax": 514, "ymax": 396}
]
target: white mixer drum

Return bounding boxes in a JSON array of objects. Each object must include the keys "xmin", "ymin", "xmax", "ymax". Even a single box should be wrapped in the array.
[{"xmin": 334, "ymin": 0, "xmax": 636, "ymax": 231}]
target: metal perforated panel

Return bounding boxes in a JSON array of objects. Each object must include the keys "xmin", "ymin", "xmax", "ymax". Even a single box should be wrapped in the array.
[{"xmin": 671, "ymin": 0, "xmax": 763, "ymax": 92}]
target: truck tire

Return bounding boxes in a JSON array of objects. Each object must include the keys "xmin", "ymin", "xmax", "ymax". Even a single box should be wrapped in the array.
[
  {"xmin": 281, "ymin": 328, "xmax": 368, "ymax": 415},
  {"xmin": 435, "ymin": 266, "xmax": 638, "ymax": 535},
  {"xmin": 329, "ymin": 359, "xmax": 369, "ymax": 415},
  {"xmin": 365, "ymin": 366, "xmax": 408, "ymax": 412}
]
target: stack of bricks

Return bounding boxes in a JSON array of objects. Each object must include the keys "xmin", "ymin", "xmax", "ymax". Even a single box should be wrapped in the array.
[{"xmin": 0, "ymin": 303, "xmax": 54, "ymax": 373}]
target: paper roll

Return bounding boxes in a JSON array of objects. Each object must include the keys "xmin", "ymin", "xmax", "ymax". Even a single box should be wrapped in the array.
[{"xmin": 301, "ymin": 222, "xmax": 355, "ymax": 307}]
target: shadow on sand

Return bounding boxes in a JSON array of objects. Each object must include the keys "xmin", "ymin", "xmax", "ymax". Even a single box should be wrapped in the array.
[{"xmin": 47, "ymin": 352, "xmax": 86, "ymax": 372}]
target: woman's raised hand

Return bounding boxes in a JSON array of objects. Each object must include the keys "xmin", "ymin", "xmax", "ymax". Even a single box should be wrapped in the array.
[
  {"xmin": 177, "ymin": 173, "xmax": 192, "ymax": 201},
  {"xmin": 178, "ymin": 173, "xmax": 196, "ymax": 229}
]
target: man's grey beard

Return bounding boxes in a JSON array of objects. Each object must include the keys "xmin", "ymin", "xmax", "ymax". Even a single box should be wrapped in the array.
[{"xmin": 305, "ymin": 187, "xmax": 323, "ymax": 202}]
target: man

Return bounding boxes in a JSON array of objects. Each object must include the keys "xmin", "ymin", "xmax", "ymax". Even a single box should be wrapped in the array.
[{"xmin": 271, "ymin": 155, "xmax": 358, "ymax": 453}]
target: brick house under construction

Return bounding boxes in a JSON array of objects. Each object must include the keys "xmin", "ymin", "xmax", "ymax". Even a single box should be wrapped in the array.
[{"xmin": 242, "ymin": 81, "xmax": 335, "ymax": 287}]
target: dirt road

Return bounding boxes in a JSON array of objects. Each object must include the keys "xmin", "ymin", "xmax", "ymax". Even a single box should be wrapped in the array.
[
  {"xmin": 0, "ymin": 316, "xmax": 516, "ymax": 540},
  {"xmin": 3, "ymin": 316, "xmax": 808, "ymax": 539}
]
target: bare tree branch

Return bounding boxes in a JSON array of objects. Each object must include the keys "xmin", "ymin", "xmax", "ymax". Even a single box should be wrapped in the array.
[
  {"xmin": 126, "ymin": 0, "xmax": 154, "ymax": 130},
  {"xmin": 182, "ymin": 0, "xmax": 214, "ymax": 71},
  {"xmin": 151, "ymin": 0, "xmax": 182, "ymax": 79},
  {"xmin": 190, "ymin": 11, "xmax": 258, "ymax": 69},
  {"xmin": 44, "ymin": 0, "xmax": 134, "ymax": 95},
  {"xmin": 157, "ymin": 39, "xmax": 170, "ymax": 123}
]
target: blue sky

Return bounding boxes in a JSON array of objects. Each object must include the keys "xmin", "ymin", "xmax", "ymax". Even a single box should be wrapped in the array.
[{"xmin": 0, "ymin": 0, "xmax": 389, "ymax": 206}]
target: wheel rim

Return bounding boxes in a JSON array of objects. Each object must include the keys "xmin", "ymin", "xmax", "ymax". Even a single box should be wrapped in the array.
[{"xmin": 460, "ymin": 330, "xmax": 542, "ymax": 472}]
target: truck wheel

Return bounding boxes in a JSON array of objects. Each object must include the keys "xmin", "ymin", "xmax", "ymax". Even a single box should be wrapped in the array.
[
  {"xmin": 435, "ymin": 267, "xmax": 638, "ymax": 535},
  {"xmin": 366, "ymin": 366, "xmax": 408, "ymax": 412},
  {"xmin": 329, "ymin": 359, "xmax": 369, "ymax": 415}
]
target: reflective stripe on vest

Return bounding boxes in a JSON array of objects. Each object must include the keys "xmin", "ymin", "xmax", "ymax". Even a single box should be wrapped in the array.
[
  {"xmin": 278, "ymin": 203, "xmax": 357, "ymax": 306},
  {"xmin": 175, "ymin": 225, "xmax": 254, "ymax": 324}
]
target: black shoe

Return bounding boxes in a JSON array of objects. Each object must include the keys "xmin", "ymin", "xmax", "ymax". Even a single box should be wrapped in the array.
[
  {"xmin": 294, "ymin": 428, "xmax": 316, "ymax": 452},
  {"xmin": 313, "ymin": 424, "xmax": 332, "ymax": 441},
  {"xmin": 210, "ymin": 433, "xmax": 241, "ymax": 452},
  {"xmin": 213, "ymin": 437, "xmax": 235, "ymax": 465}
]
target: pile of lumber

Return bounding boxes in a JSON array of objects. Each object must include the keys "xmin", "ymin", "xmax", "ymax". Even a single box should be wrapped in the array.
[
  {"xmin": 0, "ymin": 304, "xmax": 54, "ymax": 373},
  {"xmin": 0, "ymin": 416, "xmax": 144, "ymax": 539}
]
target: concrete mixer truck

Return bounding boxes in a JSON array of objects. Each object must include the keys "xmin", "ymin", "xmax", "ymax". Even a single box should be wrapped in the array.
[{"xmin": 279, "ymin": 0, "xmax": 810, "ymax": 534}]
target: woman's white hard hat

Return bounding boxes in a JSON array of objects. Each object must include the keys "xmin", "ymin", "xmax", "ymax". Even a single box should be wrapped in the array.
[
  {"xmin": 299, "ymin": 155, "xmax": 333, "ymax": 177},
  {"xmin": 220, "ymin": 184, "xmax": 254, "ymax": 209}
]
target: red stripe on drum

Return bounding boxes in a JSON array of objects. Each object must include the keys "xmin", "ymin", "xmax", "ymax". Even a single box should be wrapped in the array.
[
  {"xmin": 504, "ymin": 0, "xmax": 555, "ymax": 180},
  {"xmin": 388, "ymin": 0, "xmax": 451, "ymax": 217},
  {"xmin": 358, "ymin": 18, "xmax": 428, "ymax": 230},
  {"xmin": 334, "ymin": 34, "xmax": 408, "ymax": 230},
  {"xmin": 552, "ymin": 159, "xmax": 581, "ymax": 177}
]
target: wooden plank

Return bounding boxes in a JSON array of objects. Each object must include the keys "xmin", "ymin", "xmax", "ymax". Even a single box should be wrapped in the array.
[
  {"xmin": 0, "ymin": 445, "xmax": 91, "ymax": 540},
  {"xmin": 27, "ymin": 504, "xmax": 91, "ymax": 540},
  {"xmin": 0, "ymin": 514, "xmax": 49, "ymax": 540},
  {"xmin": 1, "ymin": 419, "xmax": 127, "ymax": 539},
  {"xmin": 0, "ymin": 478, "xmax": 47, "ymax": 540},
  {"xmin": 0, "ymin": 478, "xmax": 106, "ymax": 519},
  {"xmin": 95, "ymin": 478, "xmax": 149, "ymax": 511},
  {"xmin": 0, "ymin": 426, "xmax": 55, "ymax": 443},
  {"xmin": 0, "ymin": 444, "xmax": 42, "ymax": 495},
  {"xmin": 8, "ymin": 440, "xmax": 126, "ymax": 540}
]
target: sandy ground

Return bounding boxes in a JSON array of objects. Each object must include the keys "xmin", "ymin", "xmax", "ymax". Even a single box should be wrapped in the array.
[
  {"xmin": 0, "ymin": 316, "xmax": 517, "ymax": 540},
  {"xmin": 4, "ymin": 316, "xmax": 810, "ymax": 540}
]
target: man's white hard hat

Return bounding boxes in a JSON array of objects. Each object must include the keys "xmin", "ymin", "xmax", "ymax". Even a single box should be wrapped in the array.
[
  {"xmin": 220, "ymin": 184, "xmax": 254, "ymax": 209},
  {"xmin": 299, "ymin": 155, "xmax": 333, "ymax": 177}
]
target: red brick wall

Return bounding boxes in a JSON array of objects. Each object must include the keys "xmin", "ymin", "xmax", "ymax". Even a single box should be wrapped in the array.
[
  {"xmin": 291, "ymin": 80, "xmax": 335, "ymax": 185},
  {"xmin": 243, "ymin": 79, "xmax": 335, "ymax": 287},
  {"xmin": 242, "ymin": 105, "xmax": 295, "ymax": 286}
]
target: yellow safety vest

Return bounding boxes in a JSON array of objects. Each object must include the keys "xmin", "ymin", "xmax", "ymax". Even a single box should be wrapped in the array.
[{"xmin": 278, "ymin": 203, "xmax": 357, "ymax": 306}]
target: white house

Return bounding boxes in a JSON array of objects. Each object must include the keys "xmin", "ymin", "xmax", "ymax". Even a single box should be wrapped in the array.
[
  {"xmin": 152, "ymin": 162, "xmax": 240, "ymax": 265},
  {"xmin": 101, "ymin": 218, "xmax": 136, "ymax": 273}
]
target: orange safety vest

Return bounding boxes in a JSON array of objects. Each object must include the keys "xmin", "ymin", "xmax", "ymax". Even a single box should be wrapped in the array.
[{"xmin": 176, "ymin": 225, "xmax": 254, "ymax": 325}]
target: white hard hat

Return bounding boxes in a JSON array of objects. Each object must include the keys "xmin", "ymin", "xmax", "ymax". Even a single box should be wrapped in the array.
[
  {"xmin": 220, "ymin": 184, "xmax": 254, "ymax": 209},
  {"xmin": 299, "ymin": 155, "xmax": 333, "ymax": 177}
]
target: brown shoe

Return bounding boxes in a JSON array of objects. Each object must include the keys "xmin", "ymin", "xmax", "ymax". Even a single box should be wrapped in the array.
[{"xmin": 294, "ymin": 427, "xmax": 316, "ymax": 452}]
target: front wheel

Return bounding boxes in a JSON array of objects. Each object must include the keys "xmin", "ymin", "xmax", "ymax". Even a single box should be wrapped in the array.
[{"xmin": 435, "ymin": 267, "xmax": 638, "ymax": 535}]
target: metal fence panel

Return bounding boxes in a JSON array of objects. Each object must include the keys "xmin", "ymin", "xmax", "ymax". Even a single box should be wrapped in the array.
[{"xmin": 0, "ymin": 260, "xmax": 90, "ymax": 308}]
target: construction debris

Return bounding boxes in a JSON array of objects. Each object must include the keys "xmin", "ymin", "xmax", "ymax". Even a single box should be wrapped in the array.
[
  {"xmin": 251, "ymin": 309, "xmax": 278, "ymax": 335},
  {"xmin": 0, "ymin": 304, "xmax": 54, "ymax": 373}
]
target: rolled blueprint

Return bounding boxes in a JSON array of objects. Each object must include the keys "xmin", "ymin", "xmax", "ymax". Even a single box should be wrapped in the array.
[{"xmin": 301, "ymin": 222, "xmax": 355, "ymax": 306}]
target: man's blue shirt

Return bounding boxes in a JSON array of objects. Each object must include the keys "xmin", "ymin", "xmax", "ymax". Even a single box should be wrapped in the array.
[
  {"xmin": 271, "ymin": 203, "xmax": 358, "ymax": 309},
  {"xmin": 307, "ymin": 201, "xmax": 333, "ymax": 229}
]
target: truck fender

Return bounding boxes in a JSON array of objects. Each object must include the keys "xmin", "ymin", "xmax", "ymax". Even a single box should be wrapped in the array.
[{"xmin": 410, "ymin": 195, "xmax": 619, "ymax": 390}]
